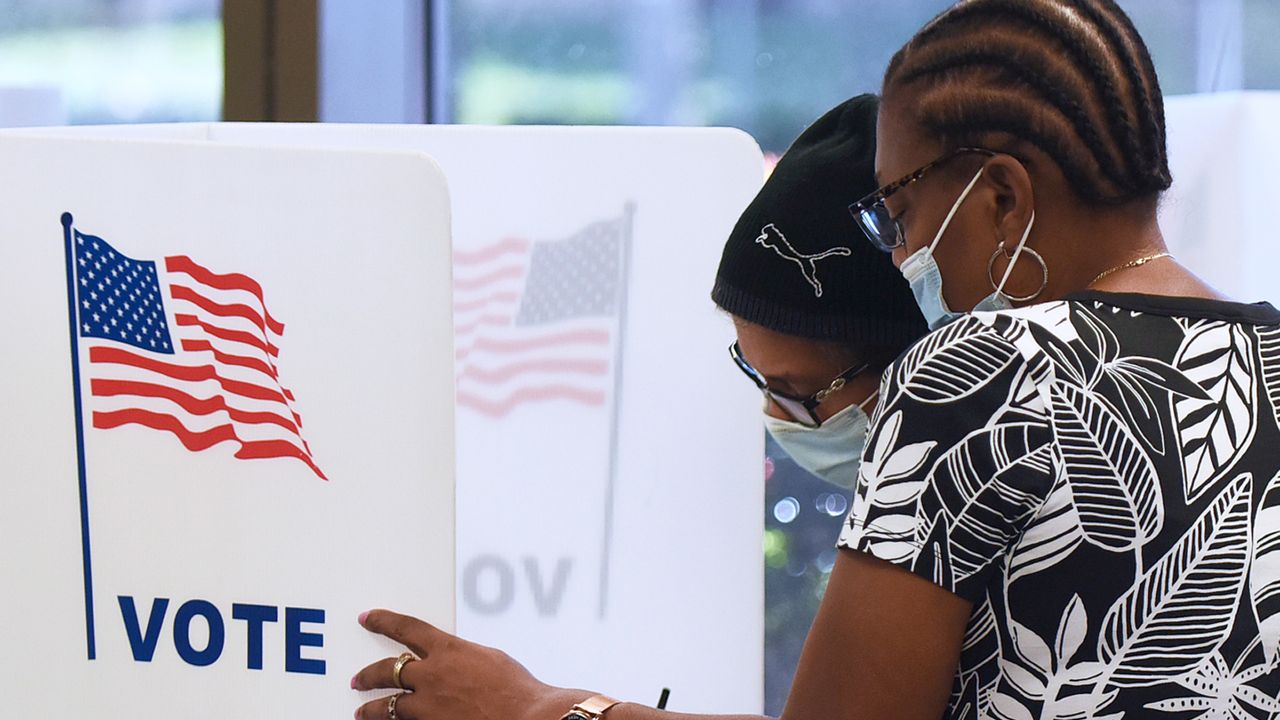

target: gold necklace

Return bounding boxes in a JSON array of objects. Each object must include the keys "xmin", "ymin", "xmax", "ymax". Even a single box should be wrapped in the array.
[{"xmin": 1090, "ymin": 252, "xmax": 1172, "ymax": 286}]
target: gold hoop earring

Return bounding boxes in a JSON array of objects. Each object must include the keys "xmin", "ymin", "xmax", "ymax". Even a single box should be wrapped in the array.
[{"xmin": 987, "ymin": 241, "xmax": 1048, "ymax": 302}]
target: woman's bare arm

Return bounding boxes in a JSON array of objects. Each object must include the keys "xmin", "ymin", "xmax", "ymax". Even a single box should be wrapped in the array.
[{"xmin": 782, "ymin": 548, "xmax": 971, "ymax": 720}]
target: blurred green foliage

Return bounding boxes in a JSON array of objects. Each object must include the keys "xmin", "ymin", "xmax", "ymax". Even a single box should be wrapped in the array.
[
  {"xmin": 0, "ymin": 19, "xmax": 222, "ymax": 123},
  {"xmin": 0, "ymin": 0, "xmax": 221, "ymax": 124}
]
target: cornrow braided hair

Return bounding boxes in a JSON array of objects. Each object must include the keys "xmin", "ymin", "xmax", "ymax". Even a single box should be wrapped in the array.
[{"xmin": 884, "ymin": 0, "xmax": 1173, "ymax": 205}]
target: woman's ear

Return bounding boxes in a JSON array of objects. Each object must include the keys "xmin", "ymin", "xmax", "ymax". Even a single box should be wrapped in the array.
[{"xmin": 982, "ymin": 155, "xmax": 1035, "ymax": 243}]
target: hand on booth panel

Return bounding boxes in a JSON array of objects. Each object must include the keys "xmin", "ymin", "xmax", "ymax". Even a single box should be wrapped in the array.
[
  {"xmin": 351, "ymin": 552, "xmax": 972, "ymax": 720},
  {"xmin": 350, "ymin": 608, "xmax": 568, "ymax": 720}
]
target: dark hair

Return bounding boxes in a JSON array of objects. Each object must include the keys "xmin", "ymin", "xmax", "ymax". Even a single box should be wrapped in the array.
[{"xmin": 883, "ymin": 0, "xmax": 1172, "ymax": 205}]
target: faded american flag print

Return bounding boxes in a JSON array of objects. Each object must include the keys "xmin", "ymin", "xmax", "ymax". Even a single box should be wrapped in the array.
[{"xmin": 453, "ymin": 212, "xmax": 631, "ymax": 417}]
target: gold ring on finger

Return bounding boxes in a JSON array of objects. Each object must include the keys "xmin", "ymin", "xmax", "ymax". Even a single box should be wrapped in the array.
[
  {"xmin": 388, "ymin": 692, "xmax": 404, "ymax": 720},
  {"xmin": 392, "ymin": 652, "xmax": 418, "ymax": 690}
]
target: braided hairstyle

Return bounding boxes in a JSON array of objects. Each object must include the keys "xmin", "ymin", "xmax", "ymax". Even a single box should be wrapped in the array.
[{"xmin": 883, "ymin": 0, "xmax": 1172, "ymax": 205}]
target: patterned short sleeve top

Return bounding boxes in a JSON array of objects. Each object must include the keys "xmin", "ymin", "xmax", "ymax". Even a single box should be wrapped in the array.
[{"xmin": 838, "ymin": 292, "xmax": 1280, "ymax": 720}]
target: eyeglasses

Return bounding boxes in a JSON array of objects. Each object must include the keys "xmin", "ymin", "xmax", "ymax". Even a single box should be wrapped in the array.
[
  {"xmin": 729, "ymin": 341, "xmax": 870, "ymax": 428},
  {"xmin": 849, "ymin": 147, "xmax": 996, "ymax": 252}
]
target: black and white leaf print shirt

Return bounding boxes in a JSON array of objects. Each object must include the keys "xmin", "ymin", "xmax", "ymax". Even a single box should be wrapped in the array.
[{"xmin": 838, "ymin": 292, "xmax": 1280, "ymax": 720}]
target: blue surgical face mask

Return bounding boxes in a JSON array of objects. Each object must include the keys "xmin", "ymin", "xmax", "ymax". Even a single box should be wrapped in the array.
[
  {"xmin": 899, "ymin": 167, "xmax": 1036, "ymax": 329},
  {"xmin": 763, "ymin": 393, "xmax": 877, "ymax": 490}
]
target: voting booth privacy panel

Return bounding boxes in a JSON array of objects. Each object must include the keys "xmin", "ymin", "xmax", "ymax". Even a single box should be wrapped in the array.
[
  {"xmin": 1161, "ymin": 92, "xmax": 1280, "ymax": 307},
  {"xmin": 0, "ymin": 123, "xmax": 767, "ymax": 714},
  {"xmin": 0, "ymin": 135, "xmax": 457, "ymax": 716}
]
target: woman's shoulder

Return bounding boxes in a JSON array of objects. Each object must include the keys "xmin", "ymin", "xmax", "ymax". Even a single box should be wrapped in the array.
[
  {"xmin": 885, "ymin": 294, "xmax": 1280, "ymax": 409},
  {"xmin": 886, "ymin": 302, "xmax": 1071, "ymax": 385},
  {"xmin": 1062, "ymin": 290, "xmax": 1280, "ymax": 326},
  {"xmin": 965, "ymin": 293, "xmax": 1280, "ymax": 367},
  {"xmin": 882, "ymin": 293, "xmax": 1280, "ymax": 415},
  {"xmin": 878, "ymin": 312, "xmax": 1040, "ymax": 414}
]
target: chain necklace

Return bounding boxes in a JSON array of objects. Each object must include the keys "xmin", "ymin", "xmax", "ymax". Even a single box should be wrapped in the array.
[{"xmin": 1089, "ymin": 252, "xmax": 1172, "ymax": 287}]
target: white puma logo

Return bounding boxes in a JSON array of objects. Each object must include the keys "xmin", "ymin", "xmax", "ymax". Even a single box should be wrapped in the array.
[{"xmin": 754, "ymin": 223, "xmax": 853, "ymax": 298}]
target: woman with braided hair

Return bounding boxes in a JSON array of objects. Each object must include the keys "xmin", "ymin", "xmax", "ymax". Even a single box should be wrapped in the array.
[
  {"xmin": 835, "ymin": 0, "xmax": 1280, "ymax": 717},
  {"xmin": 345, "ymin": 2, "xmax": 1280, "ymax": 719}
]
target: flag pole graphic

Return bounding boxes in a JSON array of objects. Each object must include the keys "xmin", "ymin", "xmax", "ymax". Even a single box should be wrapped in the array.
[
  {"xmin": 598, "ymin": 202, "xmax": 636, "ymax": 619},
  {"xmin": 61, "ymin": 212, "xmax": 96, "ymax": 660}
]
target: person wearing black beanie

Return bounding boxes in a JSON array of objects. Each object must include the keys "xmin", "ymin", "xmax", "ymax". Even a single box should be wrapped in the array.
[
  {"xmin": 712, "ymin": 93, "xmax": 926, "ymax": 359},
  {"xmin": 349, "ymin": 97, "xmax": 957, "ymax": 720},
  {"xmin": 712, "ymin": 94, "xmax": 926, "ymax": 489}
]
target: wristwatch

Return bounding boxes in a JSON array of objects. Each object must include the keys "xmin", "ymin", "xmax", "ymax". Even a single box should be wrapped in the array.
[{"xmin": 561, "ymin": 694, "xmax": 622, "ymax": 720}]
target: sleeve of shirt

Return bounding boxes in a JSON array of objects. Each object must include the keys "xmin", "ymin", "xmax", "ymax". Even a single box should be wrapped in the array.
[{"xmin": 837, "ymin": 315, "xmax": 1058, "ymax": 602}]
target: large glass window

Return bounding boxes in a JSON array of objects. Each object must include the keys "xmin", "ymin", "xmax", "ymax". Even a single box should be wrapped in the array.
[
  {"xmin": 0, "ymin": 0, "xmax": 222, "ymax": 125},
  {"xmin": 430, "ymin": 1, "xmax": 1275, "ymax": 713},
  {"xmin": 434, "ymin": 1, "xmax": 1269, "ymax": 155}
]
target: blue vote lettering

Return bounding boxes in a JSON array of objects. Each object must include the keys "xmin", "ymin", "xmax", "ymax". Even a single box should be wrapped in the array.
[
  {"xmin": 118, "ymin": 596, "xmax": 169, "ymax": 662},
  {"xmin": 173, "ymin": 599, "xmax": 225, "ymax": 666},
  {"xmin": 285, "ymin": 607, "xmax": 326, "ymax": 675},
  {"xmin": 117, "ymin": 596, "xmax": 325, "ymax": 674},
  {"xmin": 232, "ymin": 603, "xmax": 278, "ymax": 670}
]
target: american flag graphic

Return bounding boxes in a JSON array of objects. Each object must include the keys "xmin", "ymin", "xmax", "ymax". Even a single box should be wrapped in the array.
[
  {"xmin": 454, "ymin": 212, "xmax": 631, "ymax": 417},
  {"xmin": 68, "ymin": 221, "xmax": 325, "ymax": 480}
]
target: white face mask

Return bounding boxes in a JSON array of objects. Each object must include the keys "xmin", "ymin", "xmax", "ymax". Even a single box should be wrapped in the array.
[
  {"xmin": 763, "ymin": 393, "xmax": 877, "ymax": 490},
  {"xmin": 899, "ymin": 166, "xmax": 1036, "ymax": 329}
]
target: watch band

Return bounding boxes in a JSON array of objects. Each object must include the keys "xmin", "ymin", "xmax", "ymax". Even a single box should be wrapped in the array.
[{"xmin": 563, "ymin": 694, "xmax": 622, "ymax": 720}]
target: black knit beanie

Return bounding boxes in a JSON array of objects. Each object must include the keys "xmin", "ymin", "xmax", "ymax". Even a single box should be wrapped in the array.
[{"xmin": 711, "ymin": 94, "xmax": 927, "ymax": 353}]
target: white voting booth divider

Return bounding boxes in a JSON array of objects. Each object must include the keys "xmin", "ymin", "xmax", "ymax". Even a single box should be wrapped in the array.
[
  {"xmin": 0, "ymin": 135, "xmax": 457, "ymax": 716},
  {"xmin": 1162, "ymin": 92, "xmax": 1280, "ymax": 307},
  {"xmin": 0, "ymin": 87, "xmax": 65, "ymax": 128},
  {"xmin": 0, "ymin": 123, "xmax": 767, "ymax": 715}
]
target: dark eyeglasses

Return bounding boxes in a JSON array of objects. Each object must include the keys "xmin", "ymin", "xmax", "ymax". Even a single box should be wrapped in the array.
[
  {"xmin": 729, "ymin": 341, "xmax": 870, "ymax": 428},
  {"xmin": 849, "ymin": 147, "xmax": 996, "ymax": 252}
]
